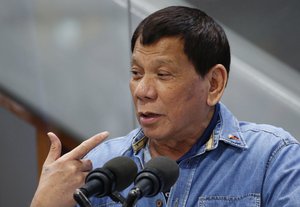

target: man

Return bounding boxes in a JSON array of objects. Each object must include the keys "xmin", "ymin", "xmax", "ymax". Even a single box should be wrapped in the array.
[{"xmin": 31, "ymin": 6, "xmax": 300, "ymax": 207}]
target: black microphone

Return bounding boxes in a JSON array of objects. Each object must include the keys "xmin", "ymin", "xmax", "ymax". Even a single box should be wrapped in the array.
[
  {"xmin": 123, "ymin": 156, "xmax": 179, "ymax": 207},
  {"xmin": 74, "ymin": 156, "xmax": 138, "ymax": 207}
]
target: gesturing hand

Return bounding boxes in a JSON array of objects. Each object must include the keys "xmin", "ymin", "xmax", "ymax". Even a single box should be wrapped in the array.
[{"xmin": 30, "ymin": 131, "xmax": 109, "ymax": 207}]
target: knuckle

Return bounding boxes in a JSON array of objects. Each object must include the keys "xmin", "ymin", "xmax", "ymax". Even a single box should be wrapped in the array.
[
  {"xmin": 67, "ymin": 163, "xmax": 79, "ymax": 173},
  {"xmin": 42, "ymin": 164, "xmax": 51, "ymax": 173},
  {"xmin": 50, "ymin": 143, "xmax": 58, "ymax": 151}
]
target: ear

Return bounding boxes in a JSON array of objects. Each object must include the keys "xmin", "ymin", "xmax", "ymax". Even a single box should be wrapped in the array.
[{"xmin": 206, "ymin": 64, "xmax": 228, "ymax": 106}]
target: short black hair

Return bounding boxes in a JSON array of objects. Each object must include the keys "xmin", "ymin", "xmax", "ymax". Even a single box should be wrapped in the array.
[{"xmin": 131, "ymin": 6, "xmax": 231, "ymax": 77}]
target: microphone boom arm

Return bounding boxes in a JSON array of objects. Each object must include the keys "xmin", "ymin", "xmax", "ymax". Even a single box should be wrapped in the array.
[{"xmin": 122, "ymin": 188, "xmax": 141, "ymax": 207}]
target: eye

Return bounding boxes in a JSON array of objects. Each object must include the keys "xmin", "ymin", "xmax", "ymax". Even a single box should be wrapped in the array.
[
  {"xmin": 157, "ymin": 71, "xmax": 172, "ymax": 80},
  {"xmin": 130, "ymin": 69, "xmax": 143, "ymax": 80}
]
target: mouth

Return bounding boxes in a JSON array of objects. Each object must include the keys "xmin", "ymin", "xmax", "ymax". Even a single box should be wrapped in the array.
[
  {"xmin": 139, "ymin": 112, "xmax": 161, "ymax": 118},
  {"xmin": 138, "ymin": 112, "xmax": 162, "ymax": 125}
]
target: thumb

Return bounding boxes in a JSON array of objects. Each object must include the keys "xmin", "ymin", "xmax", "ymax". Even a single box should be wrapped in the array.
[{"xmin": 43, "ymin": 132, "xmax": 62, "ymax": 165}]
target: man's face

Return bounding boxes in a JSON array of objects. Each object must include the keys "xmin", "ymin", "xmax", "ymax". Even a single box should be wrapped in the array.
[{"xmin": 130, "ymin": 37, "xmax": 212, "ymax": 142}]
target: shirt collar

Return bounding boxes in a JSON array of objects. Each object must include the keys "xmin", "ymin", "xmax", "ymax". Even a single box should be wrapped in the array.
[
  {"xmin": 214, "ymin": 102, "xmax": 248, "ymax": 149},
  {"xmin": 132, "ymin": 128, "xmax": 147, "ymax": 154},
  {"xmin": 131, "ymin": 102, "xmax": 248, "ymax": 157}
]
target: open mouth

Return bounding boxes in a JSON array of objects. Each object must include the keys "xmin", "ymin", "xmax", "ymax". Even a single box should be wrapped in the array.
[
  {"xmin": 139, "ymin": 112, "xmax": 160, "ymax": 118},
  {"xmin": 138, "ymin": 112, "xmax": 162, "ymax": 125}
]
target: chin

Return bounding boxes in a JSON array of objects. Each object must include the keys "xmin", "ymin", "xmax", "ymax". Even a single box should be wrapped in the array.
[
  {"xmin": 143, "ymin": 128, "xmax": 169, "ymax": 141},
  {"xmin": 143, "ymin": 128, "xmax": 160, "ymax": 139}
]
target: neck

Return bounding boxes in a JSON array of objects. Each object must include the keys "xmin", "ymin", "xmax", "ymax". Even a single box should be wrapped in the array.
[{"xmin": 149, "ymin": 138, "xmax": 195, "ymax": 160}]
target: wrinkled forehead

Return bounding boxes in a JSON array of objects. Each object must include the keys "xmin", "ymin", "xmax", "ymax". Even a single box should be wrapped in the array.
[{"xmin": 131, "ymin": 37, "xmax": 187, "ymax": 65}]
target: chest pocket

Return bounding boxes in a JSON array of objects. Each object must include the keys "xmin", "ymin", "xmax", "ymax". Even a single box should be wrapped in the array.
[{"xmin": 198, "ymin": 194, "xmax": 261, "ymax": 207}]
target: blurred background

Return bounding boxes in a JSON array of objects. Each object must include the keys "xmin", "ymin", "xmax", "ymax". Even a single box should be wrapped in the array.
[{"xmin": 0, "ymin": 0, "xmax": 299, "ymax": 206}]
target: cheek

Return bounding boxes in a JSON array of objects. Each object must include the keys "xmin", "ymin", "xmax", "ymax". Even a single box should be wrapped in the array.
[
  {"xmin": 129, "ymin": 82, "xmax": 138, "ymax": 108},
  {"xmin": 177, "ymin": 80, "xmax": 206, "ymax": 103},
  {"xmin": 129, "ymin": 81, "xmax": 136, "ymax": 98},
  {"xmin": 166, "ymin": 82, "xmax": 207, "ymax": 115}
]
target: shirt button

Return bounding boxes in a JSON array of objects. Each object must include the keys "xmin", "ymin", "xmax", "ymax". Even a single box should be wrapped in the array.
[{"xmin": 156, "ymin": 199, "xmax": 163, "ymax": 207}]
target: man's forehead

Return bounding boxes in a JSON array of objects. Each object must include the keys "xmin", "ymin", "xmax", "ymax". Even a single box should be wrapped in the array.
[
  {"xmin": 131, "ymin": 55, "xmax": 176, "ymax": 67},
  {"xmin": 131, "ymin": 37, "xmax": 185, "ymax": 65}
]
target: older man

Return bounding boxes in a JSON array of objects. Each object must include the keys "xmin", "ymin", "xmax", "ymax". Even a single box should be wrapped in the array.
[{"xmin": 31, "ymin": 6, "xmax": 300, "ymax": 207}]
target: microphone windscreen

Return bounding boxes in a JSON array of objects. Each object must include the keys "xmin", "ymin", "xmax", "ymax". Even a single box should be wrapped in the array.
[
  {"xmin": 104, "ymin": 156, "xmax": 138, "ymax": 191},
  {"xmin": 144, "ymin": 156, "xmax": 179, "ymax": 192}
]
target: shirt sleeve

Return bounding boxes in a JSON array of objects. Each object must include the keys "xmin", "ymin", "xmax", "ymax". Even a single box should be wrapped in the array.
[{"xmin": 263, "ymin": 138, "xmax": 300, "ymax": 206}]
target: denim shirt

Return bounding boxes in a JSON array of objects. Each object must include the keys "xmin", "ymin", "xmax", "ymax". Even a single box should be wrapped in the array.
[{"xmin": 85, "ymin": 103, "xmax": 300, "ymax": 207}]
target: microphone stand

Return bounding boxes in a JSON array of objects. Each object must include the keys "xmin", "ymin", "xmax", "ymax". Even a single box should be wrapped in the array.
[
  {"xmin": 73, "ymin": 189, "xmax": 92, "ymax": 207},
  {"xmin": 122, "ymin": 188, "xmax": 141, "ymax": 207},
  {"xmin": 110, "ymin": 191, "xmax": 126, "ymax": 204}
]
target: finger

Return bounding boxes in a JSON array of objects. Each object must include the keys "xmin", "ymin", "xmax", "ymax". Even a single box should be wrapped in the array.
[
  {"xmin": 43, "ymin": 132, "xmax": 62, "ymax": 165},
  {"xmin": 80, "ymin": 159, "xmax": 93, "ymax": 172},
  {"xmin": 63, "ymin": 131, "xmax": 109, "ymax": 160}
]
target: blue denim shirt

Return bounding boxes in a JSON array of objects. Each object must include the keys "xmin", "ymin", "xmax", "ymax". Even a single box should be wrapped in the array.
[{"xmin": 85, "ymin": 103, "xmax": 300, "ymax": 207}]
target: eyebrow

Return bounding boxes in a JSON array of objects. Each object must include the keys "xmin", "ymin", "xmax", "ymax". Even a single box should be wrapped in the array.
[
  {"xmin": 155, "ymin": 58, "xmax": 175, "ymax": 66},
  {"xmin": 130, "ymin": 57, "xmax": 139, "ymax": 66}
]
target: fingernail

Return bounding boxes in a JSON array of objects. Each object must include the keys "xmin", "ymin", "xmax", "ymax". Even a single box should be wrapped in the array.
[
  {"xmin": 47, "ymin": 132, "xmax": 53, "ymax": 136},
  {"xmin": 102, "ymin": 131, "xmax": 110, "ymax": 136}
]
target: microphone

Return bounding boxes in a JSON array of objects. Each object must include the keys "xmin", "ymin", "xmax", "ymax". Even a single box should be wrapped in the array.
[
  {"xmin": 123, "ymin": 156, "xmax": 179, "ymax": 207},
  {"xmin": 74, "ymin": 156, "xmax": 138, "ymax": 207}
]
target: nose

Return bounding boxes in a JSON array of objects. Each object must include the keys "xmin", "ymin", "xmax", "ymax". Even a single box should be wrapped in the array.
[{"xmin": 133, "ymin": 75, "xmax": 157, "ymax": 102}]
